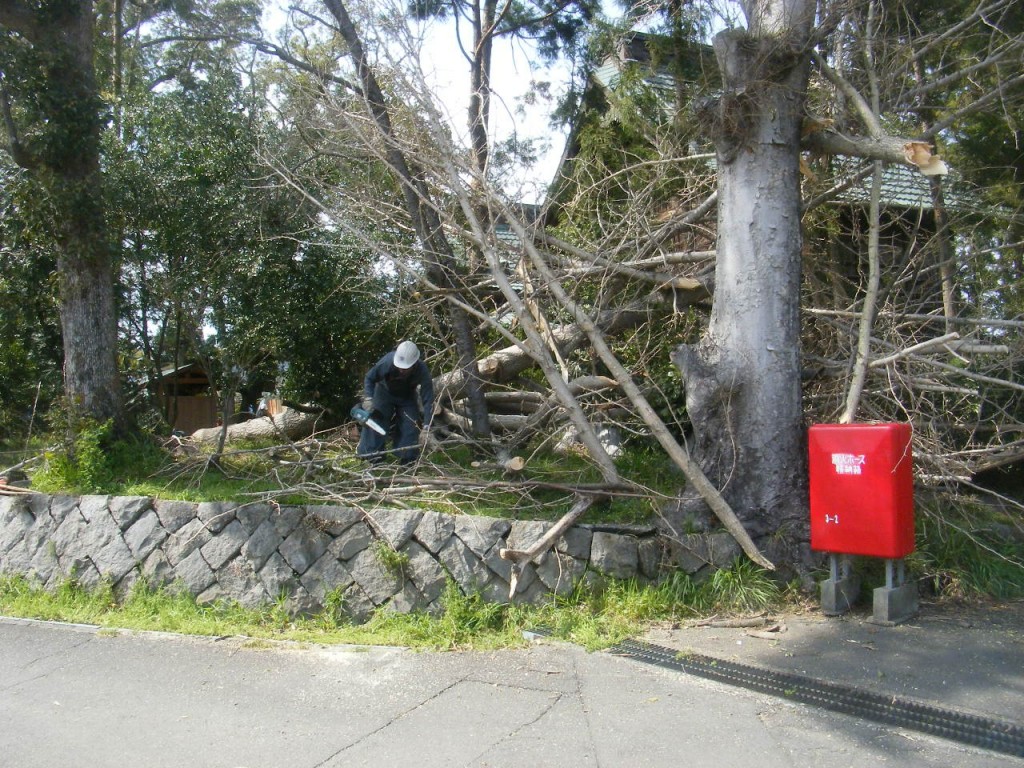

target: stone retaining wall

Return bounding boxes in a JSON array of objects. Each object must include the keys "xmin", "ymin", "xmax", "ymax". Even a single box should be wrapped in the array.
[{"xmin": 0, "ymin": 494, "xmax": 741, "ymax": 619}]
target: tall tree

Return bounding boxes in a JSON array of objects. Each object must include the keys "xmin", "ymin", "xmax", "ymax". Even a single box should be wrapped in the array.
[
  {"xmin": 672, "ymin": 0, "xmax": 817, "ymax": 553},
  {"xmin": 0, "ymin": 0, "xmax": 124, "ymax": 430}
]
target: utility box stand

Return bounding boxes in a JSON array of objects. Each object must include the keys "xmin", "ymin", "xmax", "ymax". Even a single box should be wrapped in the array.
[
  {"xmin": 872, "ymin": 558, "xmax": 919, "ymax": 625},
  {"xmin": 820, "ymin": 553, "xmax": 860, "ymax": 616},
  {"xmin": 809, "ymin": 423, "xmax": 918, "ymax": 625}
]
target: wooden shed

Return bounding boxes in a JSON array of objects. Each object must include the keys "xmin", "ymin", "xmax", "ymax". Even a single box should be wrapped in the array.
[{"xmin": 157, "ymin": 363, "xmax": 223, "ymax": 435}]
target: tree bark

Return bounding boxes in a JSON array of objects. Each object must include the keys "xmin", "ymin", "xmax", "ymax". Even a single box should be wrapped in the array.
[
  {"xmin": 190, "ymin": 408, "xmax": 321, "ymax": 444},
  {"xmin": 0, "ymin": 0, "xmax": 125, "ymax": 432},
  {"xmin": 672, "ymin": 9, "xmax": 815, "ymax": 551}
]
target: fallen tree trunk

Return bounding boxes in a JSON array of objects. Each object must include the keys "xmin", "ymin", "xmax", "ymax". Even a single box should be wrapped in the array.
[
  {"xmin": 191, "ymin": 408, "xmax": 323, "ymax": 445},
  {"xmin": 436, "ymin": 301, "xmax": 680, "ymax": 399}
]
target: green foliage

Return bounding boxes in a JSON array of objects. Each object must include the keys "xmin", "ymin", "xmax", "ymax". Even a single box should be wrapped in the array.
[
  {"xmin": 688, "ymin": 559, "xmax": 784, "ymax": 613},
  {"xmin": 31, "ymin": 420, "xmax": 164, "ymax": 495},
  {"xmin": 0, "ymin": 164, "xmax": 63, "ymax": 447},
  {"xmin": 373, "ymin": 540, "xmax": 411, "ymax": 575},
  {"xmin": 910, "ymin": 499, "xmax": 1024, "ymax": 599}
]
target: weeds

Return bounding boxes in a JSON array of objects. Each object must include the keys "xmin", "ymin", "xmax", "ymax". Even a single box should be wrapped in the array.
[
  {"xmin": 30, "ymin": 421, "xmax": 165, "ymax": 496},
  {"xmin": 910, "ymin": 500, "xmax": 1024, "ymax": 599},
  {"xmin": 0, "ymin": 558, "xmax": 789, "ymax": 653},
  {"xmin": 373, "ymin": 541, "xmax": 410, "ymax": 576}
]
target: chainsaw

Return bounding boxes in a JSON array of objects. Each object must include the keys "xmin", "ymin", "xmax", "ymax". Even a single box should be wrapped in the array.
[{"xmin": 350, "ymin": 405, "xmax": 387, "ymax": 435}]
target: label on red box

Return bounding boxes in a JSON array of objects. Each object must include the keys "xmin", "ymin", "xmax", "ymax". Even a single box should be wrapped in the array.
[{"xmin": 809, "ymin": 423, "xmax": 915, "ymax": 558}]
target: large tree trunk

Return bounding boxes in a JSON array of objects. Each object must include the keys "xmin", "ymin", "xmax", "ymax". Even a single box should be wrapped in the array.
[
  {"xmin": 671, "ymin": 5, "xmax": 815, "ymax": 558},
  {"xmin": 1, "ymin": 0, "xmax": 125, "ymax": 431}
]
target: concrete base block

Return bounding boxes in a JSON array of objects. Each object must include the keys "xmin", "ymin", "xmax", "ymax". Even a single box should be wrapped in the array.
[
  {"xmin": 870, "ymin": 582, "xmax": 919, "ymax": 625},
  {"xmin": 820, "ymin": 574, "xmax": 860, "ymax": 616}
]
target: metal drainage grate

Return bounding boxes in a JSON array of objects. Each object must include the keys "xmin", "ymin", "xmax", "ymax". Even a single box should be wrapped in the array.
[{"xmin": 610, "ymin": 638, "xmax": 1024, "ymax": 759}]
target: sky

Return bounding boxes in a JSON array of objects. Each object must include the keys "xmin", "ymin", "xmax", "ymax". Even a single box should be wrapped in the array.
[
  {"xmin": 261, "ymin": 1, "xmax": 585, "ymax": 205},
  {"xmin": 417, "ymin": 20, "xmax": 574, "ymax": 204}
]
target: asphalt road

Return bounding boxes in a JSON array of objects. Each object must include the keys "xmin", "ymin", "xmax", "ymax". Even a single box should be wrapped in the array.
[{"xmin": 1, "ymin": 615, "xmax": 1020, "ymax": 767}]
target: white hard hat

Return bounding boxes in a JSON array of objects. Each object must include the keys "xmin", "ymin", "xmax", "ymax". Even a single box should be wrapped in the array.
[{"xmin": 394, "ymin": 340, "xmax": 420, "ymax": 369}]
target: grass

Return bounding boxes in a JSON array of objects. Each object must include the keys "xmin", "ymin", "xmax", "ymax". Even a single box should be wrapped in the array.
[
  {"xmin": 908, "ymin": 497, "xmax": 1024, "ymax": 599},
  {"xmin": 22, "ymin": 429, "xmax": 677, "ymax": 526},
  {"xmin": 0, "ymin": 560, "xmax": 788, "ymax": 652}
]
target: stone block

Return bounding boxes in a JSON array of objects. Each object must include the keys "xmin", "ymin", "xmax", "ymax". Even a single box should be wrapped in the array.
[
  {"xmin": 820, "ymin": 574, "xmax": 860, "ymax": 616},
  {"xmin": 0, "ymin": 540, "xmax": 32, "ymax": 576},
  {"xmin": 27, "ymin": 538, "xmax": 59, "ymax": 585},
  {"xmin": 259, "ymin": 551, "xmax": 300, "ymax": 601},
  {"xmin": 369, "ymin": 508, "xmax": 423, "ymax": 549},
  {"xmin": 339, "ymin": 583, "xmax": 375, "ymax": 624},
  {"xmin": 305, "ymin": 504, "xmax": 362, "ymax": 536},
  {"xmin": 300, "ymin": 552, "xmax": 355, "ymax": 605},
  {"xmin": 506, "ymin": 520, "xmax": 549, "ymax": 563},
  {"xmin": 507, "ymin": 561, "xmax": 540, "ymax": 598},
  {"xmin": 478, "ymin": 575, "xmax": 512, "ymax": 605},
  {"xmin": 454, "ymin": 516, "xmax": 511, "ymax": 557},
  {"xmin": 141, "ymin": 549, "xmax": 175, "ymax": 587},
  {"xmin": 48, "ymin": 496, "xmax": 80, "ymax": 526},
  {"xmin": 279, "ymin": 523, "xmax": 331, "ymax": 575},
  {"xmin": 515, "ymin": 578, "xmax": 551, "ymax": 606},
  {"xmin": 174, "ymin": 548, "xmax": 216, "ymax": 595},
  {"xmin": 197, "ymin": 501, "xmax": 237, "ymax": 534},
  {"xmin": 216, "ymin": 556, "xmax": 270, "ymax": 609},
  {"xmin": 871, "ymin": 582, "xmax": 919, "ymax": 626},
  {"xmin": 535, "ymin": 552, "xmax": 584, "ymax": 594},
  {"xmin": 271, "ymin": 506, "xmax": 305, "ymax": 539},
  {"xmin": 154, "ymin": 500, "xmax": 198, "ymax": 533},
  {"xmin": 109, "ymin": 496, "xmax": 153, "ymax": 530},
  {"xmin": 413, "ymin": 511, "xmax": 455, "ymax": 554},
  {"xmin": 71, "ymin": 559, "xmax": 103, "ymax": 590},
  {"xmin": 196, "ymin": 583, "xmax": 227, "ymax": 606},
  {"xmin": 482, "ymin": 541, "xmax": 515, "ymax": 582},
  {"xmin": 637, "ymin": 538, "xmax": 663, "ymax": 580},
  {"xmin": 200, "ymin": 519, "xmax": 248, "ymax": 570},
  {"xmin": 345, "ymin": 547, "xmax": 403, "ymax": 605},
  {"xmin": 481, "ymin": 545, "xmax": 538, "ymax": 596},
  {"xmin": 0, "ymin": 502, "xmax": 34, "ymax": 554},
  {"xmin": 404, "ymin": 542, "xmax": 448, "ymax": 604},
  {"xmin": 163, "ymin": 518, "xmax": 213, "ymax": 567},
  {"xmin": 123, "ymin": 510, "xmax": 168, "ymax": 561},
  {"xmin": 0, "ymin": 495, "xmax": 23, "ymax": 525},
  {"xmin": 92, "ymin": 532, "xmax": 138, "ymax": 584},
  {"xmin": 26, "ymin": 493, "xmax": 49, "ymax": 518},
  {"xmin": 670, "ymin": 533, "xmax": 740, "ymax": 574},
  {"xmin": 241, "ymin": 519, "xmax": 283, "ymax": 571},
  {"xmin": 590, "ymin": 532, "xmax": 638, "ymax": 579},
  {"xmin": 235, "ymin": 502, "xmax": 273, "ymax": 534},
  {"xmin": 54, "ymin": 539, "xmax": 92, "ymax": 584},
  {"xmin": 557, "ymin": 526, "xmax": 593, "ymax": 560},
  {"xmin": 78, "ymin": 495, "xmax": 111, "ymax": 523},
  {"xmin": 437, "ymin": 537, "xmax": 489, "ymax": 593},
  {"xmin": 329, "ymin": 522, "xmax": 373, "ymax": 561},
  {"xmin": 385, "ymin": 581, "xmax": 427, "ymax": 614},
  {"xmin": 284, "ymin": 584, "xmax": 320, "ymax": 617},
  {"xmin": 114, "ymin": 568, "xmax": 140, "ymax": 600},
  {"xmin": 21, "ymin": 510, "xmax": 53, "ymax": 559}
]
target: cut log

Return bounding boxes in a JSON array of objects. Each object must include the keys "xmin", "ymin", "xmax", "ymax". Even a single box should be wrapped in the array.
[
  {"xmin": 471, "ymin": 455, "xmax": 526, "ymax": 474},
  {"xmin": 444, "ymin": 410, "xmax": 531, "ymax": 433},
  {"xmin": 190, "ymin": 407, "xmax": 322, "ymax": 445}
]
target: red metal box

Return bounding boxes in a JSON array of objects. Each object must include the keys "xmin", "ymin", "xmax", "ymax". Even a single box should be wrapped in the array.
[{"xmin": 809, "ymin": 423, "xmax": 915, "ymax": 558}]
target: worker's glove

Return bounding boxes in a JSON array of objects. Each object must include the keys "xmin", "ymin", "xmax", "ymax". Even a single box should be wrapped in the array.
[{"xmin": 361, "ymin": 397, "xmax": 373, "ymax": 412}]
